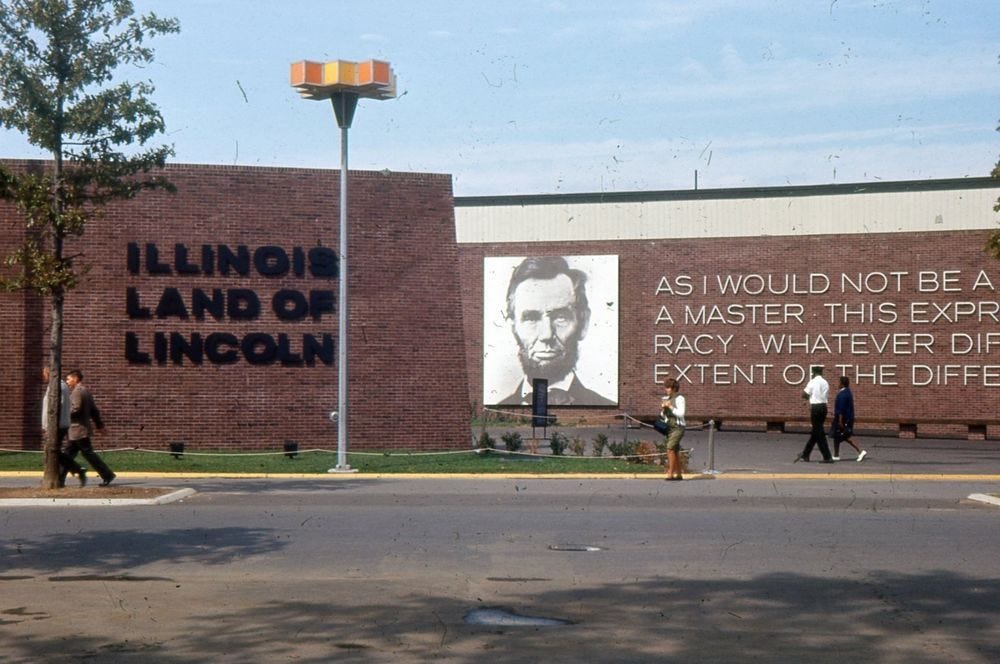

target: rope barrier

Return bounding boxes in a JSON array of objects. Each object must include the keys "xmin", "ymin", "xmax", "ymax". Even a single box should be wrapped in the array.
[
  {"xmin": 475, "ymin": 447, "xmax": 671, "ymax": 461},
  {"xmin": 0, "ymin": 445, "xmax": 670, "ymax": 462},
  {"xmin": 481, "ymin": 406, "xmax": 624, "ymax": 425},
  {"xmin": 621, "ymin": 413, "xmax": 712, "ymax": 431},
  {"xmin": 129, "ymin": 448, "xmax": 334, "ymax": 457},
  {"xmin": 0, "ymin": 447, "xmax": 334, "ymax": 457},
  {"xmin": 1, "ymin": 409, "xmax": 710, "ymax": 463},
  {"xmin": 481, "ymin": 408, "xmax": 710, "ymax": 431},
  {"xmin": 481, "ymin": 406, "xmax": 556, "ymax": 422},
  {"xmin": 0, "ymin": 447, "xmax": 476, "ymax": 458}
]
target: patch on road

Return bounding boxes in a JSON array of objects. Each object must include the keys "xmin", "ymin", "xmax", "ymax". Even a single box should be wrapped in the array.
[{"xmin": 465, "ymin": 607, "xmax": 572, "ymax": 627}]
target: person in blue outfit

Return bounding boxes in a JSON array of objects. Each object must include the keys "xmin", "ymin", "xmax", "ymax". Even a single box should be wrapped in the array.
[{"xmin": 832, "ymin": 375, "xmax": 867, "ymax": 462}]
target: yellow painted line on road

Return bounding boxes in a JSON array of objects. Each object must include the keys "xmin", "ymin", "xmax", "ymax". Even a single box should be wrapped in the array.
[
  {"xmin": 719, "ymin": 473, "xmax": 1000, "ymax": 482},
  {"xmin": 2, "ymin": 471, "xmax": 999, "ymax": 481},
  {"xmin": 341, "ymin": 473, "xmax": 1000, "ymax": 481}
]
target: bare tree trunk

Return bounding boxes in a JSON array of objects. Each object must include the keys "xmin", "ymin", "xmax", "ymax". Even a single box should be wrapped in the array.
[{"xmin": 41, "ymin": 287, "xmax": 64, "ymax": 489}]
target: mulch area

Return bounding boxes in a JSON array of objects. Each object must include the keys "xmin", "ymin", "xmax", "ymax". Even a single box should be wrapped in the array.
[{"xmin": 0, "ymin": 486, "xmax": 176, "ymax": 499}]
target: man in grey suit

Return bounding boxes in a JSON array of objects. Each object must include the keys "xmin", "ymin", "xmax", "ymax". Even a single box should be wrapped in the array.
[
  {"xmin": 41, "ymin": 366, "xmax": 86, "ymax": 486},
  {"xmin": 65, "ymin": 369, "xmax": 116, "ymax": 487},
  {"xmin": 497, "ymin": 256, "xmax": 615, "ymax": 407}
]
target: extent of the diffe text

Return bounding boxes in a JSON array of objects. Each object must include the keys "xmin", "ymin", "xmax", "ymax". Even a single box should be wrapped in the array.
[{"xmin": 653, "ymin": 270, "xmax": 1000, "ymax": 387}]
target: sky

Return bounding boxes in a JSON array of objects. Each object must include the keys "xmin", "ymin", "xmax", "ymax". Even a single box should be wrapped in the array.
[{"xmin": 1, "ymin": 0, "xmax": 998, "ymax": 196}]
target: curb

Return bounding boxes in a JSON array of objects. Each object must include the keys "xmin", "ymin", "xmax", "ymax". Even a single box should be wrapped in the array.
[
  {"xmin": 0, "ymin": 488, "xmax": 195, "ymax": 507},
  {"xmin": 968, "ymin": 493, "xmax": 1000, "ymax": 507},
  {"xmin": 2, "ymin": 471, "xmax": 1000, "ymax": 481}
]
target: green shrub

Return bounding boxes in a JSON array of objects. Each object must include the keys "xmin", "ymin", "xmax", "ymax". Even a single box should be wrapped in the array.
[
  {"xmin": 569, "ymin": 436, "xmax": 587, "ymax": 456},
  {"xmin": 549, "ymin": 431, "xmax": 569, "ymax": 456},
  {"xmin": 592, "ymin": 433, "xmax": 609, "ymax": 457},
  {"xmin": 608, "ymin": 439, "xmax": 637, "ymax": 459},
  {"xmin": 501, "ymin": 431, "xmax": 524, "ymax": 452},
  {"xmin": 477, "ymin": 431, "xmax": 496, "ymax": 451}
]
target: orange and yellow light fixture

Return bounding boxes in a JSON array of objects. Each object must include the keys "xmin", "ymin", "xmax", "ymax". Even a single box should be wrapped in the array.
[{"xmin": 290, "ymin": 59, "xmax": 396, "ymax": 101}]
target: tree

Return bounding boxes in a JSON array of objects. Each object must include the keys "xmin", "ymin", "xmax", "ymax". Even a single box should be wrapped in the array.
[
  {"xmin": 988, "ymin": 151, "xmax": 1000, "ymax": 259},
  {"xmin": 0, "ymin": 0, "xmax": 178, "ymax": 488},
  {"xmin": 990, "ymin": 55, "xmax": 1000, "ymax": 261}
]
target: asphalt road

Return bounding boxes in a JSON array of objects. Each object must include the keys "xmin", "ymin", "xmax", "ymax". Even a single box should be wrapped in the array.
[{"xmin": 1, "ymin": 460, "xmax": 998, "ymax": 663}]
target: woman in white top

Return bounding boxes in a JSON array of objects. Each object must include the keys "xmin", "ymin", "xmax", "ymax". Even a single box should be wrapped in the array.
[{"xmin": 661, "ymin": 379, "xmax": 686, "ymax": 480}]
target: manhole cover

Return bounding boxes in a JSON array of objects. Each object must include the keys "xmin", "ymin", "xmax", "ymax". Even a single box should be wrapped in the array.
[
  {"xmin": 548, "ymin": 544, "xmax": 603, "ymax": 552},
  {"xmin": 464, "ymin": 608, "xmax": 571, "ymax": 627}
]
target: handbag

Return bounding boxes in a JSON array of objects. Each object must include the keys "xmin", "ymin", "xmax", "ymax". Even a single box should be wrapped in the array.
[{"xmin": 653, "ymin": 418, "xmax": 670, "ymax": 435}]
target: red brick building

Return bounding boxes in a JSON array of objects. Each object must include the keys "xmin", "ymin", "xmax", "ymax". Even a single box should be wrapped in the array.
[
  {"xmin": 3, "ymin": 164, "xmax": 998, "ymax": 451},
  {"xmin": 1, "ymin": 162, "xmax": 470, "ymax": 451},
  {"xmin": 456, "ymin": 178, "xmax": 1000, "ymax": 439}
]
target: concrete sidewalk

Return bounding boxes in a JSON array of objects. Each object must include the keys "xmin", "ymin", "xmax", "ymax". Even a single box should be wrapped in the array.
[
  {"xmin": 662, "ymin": 427, "xmax": 1000, "ymax": 477},
  {"xmin": 2, "ymin": 429, "xmax": 998, "ymax": 484},
  {"xmin": 2, "ymin": 429, "xmax": 999, "ymax": 477},
  {"xmin": 475, "ymin": 425, "xmax": 1000, "ymax": 477}
]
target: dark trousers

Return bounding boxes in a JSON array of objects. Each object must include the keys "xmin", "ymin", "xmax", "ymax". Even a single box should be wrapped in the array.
[
  {"xmin": 801, "ymin": 404, "xmax": 832, "ymax": 461},
  {"xmin": 64, "ymin": 437, "xmax": 114, "ymax": 482},
  {"xmin": 51, "ymin": 427, "xmax": 84, "ymax": 485}
]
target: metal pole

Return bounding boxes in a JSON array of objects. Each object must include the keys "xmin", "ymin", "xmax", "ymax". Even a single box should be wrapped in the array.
[
  {"xmin": 335, "ymin": 122, "xmax": 350, "ymax": 471},
  {"xmin": 706, "ymin": 418, "xmax": 718, "ymax": 474},
  {"xmin": 327, "ymin": 92, "xmax": 359, "ymax": 474}
]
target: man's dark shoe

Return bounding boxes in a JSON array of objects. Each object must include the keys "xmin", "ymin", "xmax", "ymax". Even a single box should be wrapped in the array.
[
  {"xmin": 794, "ymin": 454, "xmax": 809, "ymax": 463},
  {"xmin": 99, "ymin": 473, "xmax": 116, "ymax": 487},
  {"xmin": 78, "ymin": 469, "xmax": 87, "ymax": 487}
]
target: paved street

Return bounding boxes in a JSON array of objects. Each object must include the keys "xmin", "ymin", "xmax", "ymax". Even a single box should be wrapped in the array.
[{"xmin": 1, "ymin": 432, "xmax": 998, "ymax": 663}]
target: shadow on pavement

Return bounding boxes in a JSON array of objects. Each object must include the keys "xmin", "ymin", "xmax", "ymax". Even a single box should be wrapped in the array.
[
  {"xmin": 0, "ymin": 527, "xmax": 287, "ymax": 575},
  {"xmin": 3, "ymin": 570, "xmax": 996, "ymax": 662}
]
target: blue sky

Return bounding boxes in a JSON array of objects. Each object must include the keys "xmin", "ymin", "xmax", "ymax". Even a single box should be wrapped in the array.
[{"xmin": 2, "ymin": 0, "xmax": 998, "ymax": 196}]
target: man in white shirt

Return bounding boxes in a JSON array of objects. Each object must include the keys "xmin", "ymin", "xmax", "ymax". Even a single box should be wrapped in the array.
[{"xmin": 795, "ymin": 365, "xmax": 833, "ymax": 463}]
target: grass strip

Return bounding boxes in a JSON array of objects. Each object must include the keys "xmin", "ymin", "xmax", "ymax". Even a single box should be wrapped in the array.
[{"xmin": 0, "ymin": 449, "xmax": 668, "ymax": 475}]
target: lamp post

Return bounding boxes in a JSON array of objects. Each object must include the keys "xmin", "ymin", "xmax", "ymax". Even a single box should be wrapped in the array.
[{"xmin": 290, "ymin": 59, "xmax": 396, "ymax": 472}]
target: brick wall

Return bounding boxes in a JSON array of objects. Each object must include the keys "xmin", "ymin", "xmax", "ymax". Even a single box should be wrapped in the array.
[
  {"xmin": 0, "ymin": 225, "xmax": 38, "ymax": 450},
  {"xmin": 1, "ymin": 161, "xmax": 469, "ymax": 451},
  {"xmin": 458, "ymin": 230, "xmax": 1000, "ymax": 438}
]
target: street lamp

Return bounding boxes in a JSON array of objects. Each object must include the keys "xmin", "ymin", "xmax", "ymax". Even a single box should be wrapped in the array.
[{"xmin": 290, "ymin": 59, "xmax": 396, "ymax": 472}]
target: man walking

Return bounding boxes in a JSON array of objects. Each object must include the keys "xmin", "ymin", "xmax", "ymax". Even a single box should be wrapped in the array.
[
  {"xmin": 796, "ymin": 365, "xmax": 833, "ymax": 463},
  {"xmin": 65, "ymin": 370, "xmax": 116, "ymax": 486},
  {"xmin": 41, "ymin": 367, "xmax": 87, "ymax": 487}
]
